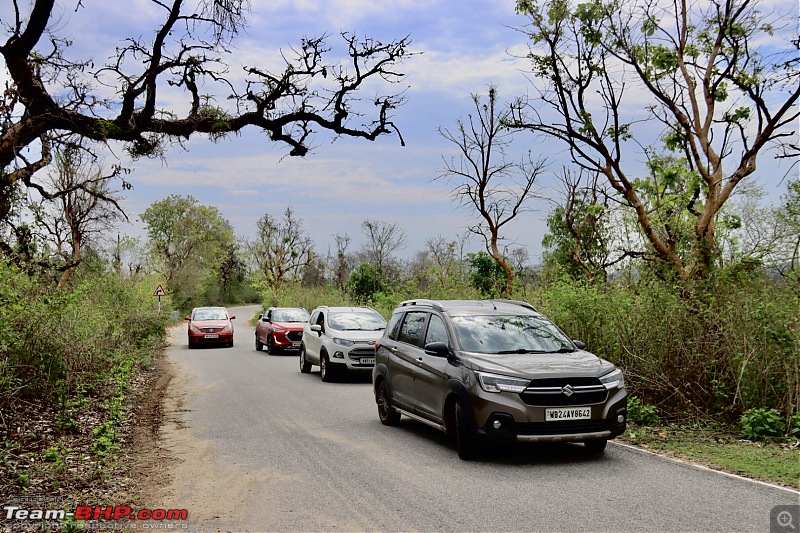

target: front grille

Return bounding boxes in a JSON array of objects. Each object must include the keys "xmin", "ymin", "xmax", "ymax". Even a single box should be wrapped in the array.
[
  {"xmin": 520, "ymin": 376, "xmax": 608, "ymax": 406},
  {"xmin": 520, "ymin": 389, "xmax": 608, "ymax": 406},
  {"xmin": 349, "ymin": 347, "xmax": 375, "ymax": 357},
  {"xmin": 287, "ymin": 330, "xmax": 302, "ymax": 341},
  {"xmin": 516, "ymin": 419, "xmax": 611, "ymax": 436},
  {"xmin": 200, "ymin": 327, "xmax": 223, "ymax": 333}
]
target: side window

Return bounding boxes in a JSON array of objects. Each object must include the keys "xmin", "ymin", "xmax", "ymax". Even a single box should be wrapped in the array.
[
  {"xmin": 424, "ymin": 314, "xmax": 449, "ymax": 346},
  {"xmin": 397, "ymin": 312, "xmax": 428, "ymax": 347},
  {"xmin": 386, "ymin": 312, "xmax": 404, "ymax": 340},
  {"xmin": 309, "ymin": 311, "xmax": 319, "ymax": 325}
]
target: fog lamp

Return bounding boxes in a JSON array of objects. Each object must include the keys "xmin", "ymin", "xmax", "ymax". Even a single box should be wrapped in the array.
[
  {"xmin": 493, "ymin": 420, "xmax": 502, "ymax": 430},
  {"xmin": 617, "ymin": 414, "xmax": 625, "ymax": 423},
  {"xmin": 333, "ymin": 351, "xmax": 345, "ymax": 359}
]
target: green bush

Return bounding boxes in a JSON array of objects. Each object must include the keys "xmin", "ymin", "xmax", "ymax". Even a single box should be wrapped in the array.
[
  {"xmin": 0, "ymin": 262, "xmax": 167, "ymax": 409},
  {"xmin": 529, "ymin": 274, "xmax": 799, "ymax": 423},
  {"xmin": 739, "ymin": 408, "xmax": 787, "ymax": 440},
  {"xmin": 627, "ymin": 396, "xmax": 660, "ymax": 425}
]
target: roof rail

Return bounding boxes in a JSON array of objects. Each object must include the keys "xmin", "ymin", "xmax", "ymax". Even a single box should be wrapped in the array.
[
  {"xmin": 399, "ymin": 299, "xmax": 445, "ymax": 311},
  {"xmin": 494, "ymin": 299, "xmax": 538, "ymax": 312}
]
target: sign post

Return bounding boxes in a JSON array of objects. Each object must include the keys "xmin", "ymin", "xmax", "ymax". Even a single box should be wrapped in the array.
[{"xmin": 153, "ymin": 284, "xmax": 167, "ymax": 313}]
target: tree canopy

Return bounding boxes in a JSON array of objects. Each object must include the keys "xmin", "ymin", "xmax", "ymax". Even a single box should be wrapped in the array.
[
  {"xmin": 0, "ymin": 0, "xmax": 412, "ymax": 224},
  {"xmin": 512, "ymin": 0, "xmax": 799, "ymax": 282}
]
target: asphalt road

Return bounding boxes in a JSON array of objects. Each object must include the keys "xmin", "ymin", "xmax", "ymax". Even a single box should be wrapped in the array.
[{"xmin": 150, "ymin": 305, "xmax": 799, "ymax": 532}]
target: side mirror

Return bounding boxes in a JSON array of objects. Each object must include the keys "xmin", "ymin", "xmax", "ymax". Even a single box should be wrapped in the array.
[
  {"xmin": 230, "ymin": 315, "xmax": 236, "ymax": 320},
  {"xmin": 310, "ymin": 324, "xmax": 322, "ymax": 333},
  {"xmin": 261, "ymin": 315, "xmax": 269, "ymax": 322},
  {"xmin": 573, "ymin": 340, "xmax": 586, "ymax": 350},
  {"xmin": 424, "ymin": 342, "xmax": 450, "ymax": 358},
  {"xmin": 184, "ymin": 316, "xmax": 190, "ymax": 321}
]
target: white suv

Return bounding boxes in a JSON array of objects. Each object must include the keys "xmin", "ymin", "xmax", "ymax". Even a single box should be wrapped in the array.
[{"xmin": 299, "ymin": 306, "xmax": 387, "ymax": 382}]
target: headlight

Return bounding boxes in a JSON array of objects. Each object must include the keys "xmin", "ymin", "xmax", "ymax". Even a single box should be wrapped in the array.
[
  {"xmin": 272, "ymin": 325, "xmax": 285, "ymax": 333},
  {"xmin": 189, "ymin": 324, "xmax": 202, "ymax": 333},
  {"xmin": 600, "ymin": 368, "xmax": 624, "ymax": 389},
  {"xmin": 332, "ymin": 338, "xmax": 354, "ymax": 347},
  {"xmin": 220, "ymin": 323, "xmax": 232, "ymax": 332},
  {"xmin": 476, "ymin": 372, "xmax": 530, "ymax": 394}
]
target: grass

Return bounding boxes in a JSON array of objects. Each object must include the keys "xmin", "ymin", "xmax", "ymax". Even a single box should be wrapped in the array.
[{"xmin": 618, "ymin": 423, "xmax": 800, "ymax": 489}]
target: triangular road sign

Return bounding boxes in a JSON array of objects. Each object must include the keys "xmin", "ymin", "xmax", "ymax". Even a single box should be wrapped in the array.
[{"xmin": 153, "ymin": 284, "xmax": 167, "ymax": 297}]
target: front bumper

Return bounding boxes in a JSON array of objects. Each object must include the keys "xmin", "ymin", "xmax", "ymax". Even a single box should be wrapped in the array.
[{"xmin": 471, "ymin": 389, "xmax": 628, "ymax": 443}]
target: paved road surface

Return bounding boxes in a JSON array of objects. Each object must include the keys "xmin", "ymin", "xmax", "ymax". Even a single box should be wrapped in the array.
[{"xmin": 145, "ymin": 305, "xmax": 799, "ymax": 532}]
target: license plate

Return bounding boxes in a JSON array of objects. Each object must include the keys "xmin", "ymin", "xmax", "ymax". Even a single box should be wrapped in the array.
[
  {"xmin": 357, "ymin": 358, "xmax": 375, "ymax": 365},
  {"xmin": 204, "ymin": 334, "xmax": 219, "ymax": 339},
  {"xmin": 545, "ymin": 407, "xmax": 591, "ymax": 421},
  {"xmin": 292, "ymin": 341, "xmax": 301, "ymax": 347}
]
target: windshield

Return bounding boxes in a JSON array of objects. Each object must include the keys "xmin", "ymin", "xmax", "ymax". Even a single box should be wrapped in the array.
[
  {"xmin": 451, "ymin": 314, "xmax": 575, "ymax": 354},
  {"xmin": 193, "ymin": 308, "xmax": 228, "ymax": 321},
  {"xmin": 272, "ymin": 309, "xmax": 310, "ymax": 322},
  {"xmin": 328, "ymin": 311, "xmax": 387, "ymax": 331}
]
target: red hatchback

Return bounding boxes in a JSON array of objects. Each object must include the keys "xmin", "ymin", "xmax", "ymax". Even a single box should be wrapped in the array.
[
  {"xmin": 186, "ymin": 307, "xmax": 236, "ymax": 348},
  {"xmin": 255, "ymin": 307, "xmax": 309, "ymax": 354}
]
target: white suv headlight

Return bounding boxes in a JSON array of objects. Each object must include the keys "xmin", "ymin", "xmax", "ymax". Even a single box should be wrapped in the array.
[
  {"xmin": 476, "ymin": 372, "xmax": 530, "ymax": 394},
  {"xmin": 332, "ymin": 338, "xmax": 355, "ymax": 347},
  {"xmin": 600, "ymin": 368, "xmax": 624, "ymax": 389}
]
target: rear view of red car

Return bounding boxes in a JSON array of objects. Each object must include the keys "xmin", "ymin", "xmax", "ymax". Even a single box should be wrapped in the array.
[
  {"xmin": 255, "ymin": 307, "xmax": 309, "ymax": 354},
  {"xmin": 186, "ymin": 306, "xmax": 236, "ymax": 348}
]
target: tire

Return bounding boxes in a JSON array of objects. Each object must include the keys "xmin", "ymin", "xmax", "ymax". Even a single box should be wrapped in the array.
[
  {"xmin": 376, "ymin": 380, "xmax": 401, "ymax": 426},
  {"xmin": 255, "ymin": 335, "xmax": 264, "ymax": 351},
  {"xmin": 320, "ymin": 352, "xmax": 336, "ymax": 382},
  {"xmin": 266, "ymin": 335, "xmax": 280, "ymax": 355},
  {"xmin": 299, "ymin": 345, "xmax": 312, "ymax": 374},
  {"xmin": 188, "ymin": 338, "xmax": 196, "ymax": 349},
  {"xmin": 584, "ymin": 439, "xmax": 607, "ymax": 454},
  {"xmin": 454, "ymin": 401, "xmax": 477, "ymax": 460},
  {"xmin": 228, "ymin": 340, "xmax": 234, "ymax": 348}
]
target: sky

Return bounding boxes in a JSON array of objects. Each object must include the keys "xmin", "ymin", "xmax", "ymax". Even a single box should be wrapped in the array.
[{"xmin": 3, "ymin": 0, "xmax": 799, "ymax": 263}]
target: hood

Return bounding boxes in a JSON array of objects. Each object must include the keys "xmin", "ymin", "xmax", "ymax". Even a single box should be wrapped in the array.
[
  {"xmin": 461, "ymin": 349, "xmax": 615, "ymax": 379},
  {"xmin": 329, "ymin": 328, "xmax": 385, "ymax": 343},
  {"xmin": 272, "ymin": 321, "xmax": 305, "ymax": 330}
]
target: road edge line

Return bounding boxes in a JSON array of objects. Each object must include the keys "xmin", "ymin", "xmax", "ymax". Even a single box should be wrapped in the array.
[{"xmin": 611, "ymin": 440, "xmax": 800, "ymax": 495}]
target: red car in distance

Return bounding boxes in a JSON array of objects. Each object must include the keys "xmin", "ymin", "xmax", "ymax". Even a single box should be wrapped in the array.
[
  {"xmin": 255, "ymin": 307, "xmax": 310, "ymax": 354},
  {"xmin": 185, "ymin": 306, "xmax": 236, "ymax": 348}
]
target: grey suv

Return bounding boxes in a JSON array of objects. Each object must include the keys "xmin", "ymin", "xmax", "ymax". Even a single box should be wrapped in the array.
[{"xmin": 372, "ymin": 299, "xmax": 627, "ymax": 459}]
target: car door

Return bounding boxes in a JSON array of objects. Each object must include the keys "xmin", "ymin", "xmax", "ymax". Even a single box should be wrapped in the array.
[
  {"xmin": 257, "ymin": 309, "xmax": 271, "ymax": 343},
  {"xmin": 388, "ymin": 311, "xmax": 431, "ymax": 414},
  {"xmin": 412, "ymin": 313, "xmax": 451, "ymax": 424},
  {"xmin": 303, "ymin": 310, "xmax": 324, "ymax": 364}
]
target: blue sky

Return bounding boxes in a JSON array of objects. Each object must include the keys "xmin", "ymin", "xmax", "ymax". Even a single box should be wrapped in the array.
[{"xmin": 4, "ymin": 0, "xmax": 799, "ymax": 262}]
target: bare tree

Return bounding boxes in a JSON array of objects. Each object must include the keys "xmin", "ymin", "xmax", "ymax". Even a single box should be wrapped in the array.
[
  {"xmin": 426, "ymin": 235, "xmax": 458, "ymax": 285},
  {"xmin": 439, "ymin": 86, "xmax": 546, "ymax": 296},
  {"xmin": 330, "ymin": 233, "xmax": 353, "ymax": 292},
  {"xmin": 0, "ymin": 0, "xmax": 412, "ymax": 231},
  {"xmin": 360, "ymin": 219, "xmax": 407, "ymax": 280},
  {"xmin": 249, "ymin": 207, "xmax": 313, "ymax": 293},
  {"xmin": 512, "ymin": 0, "xmax": 799, "ymax": 283},
  {"xmin": 25, "ymin": 144, "xmax": 126, "ymax": 286}
]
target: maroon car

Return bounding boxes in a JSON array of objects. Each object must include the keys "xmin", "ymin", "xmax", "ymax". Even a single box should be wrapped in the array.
[
  {"xmin": 255, "ymin": 307, "xmax": 309, "ymax": 354},
  {"xmin": 186, "ymin": 306, "xmax": 236, "ymax": 348}
]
